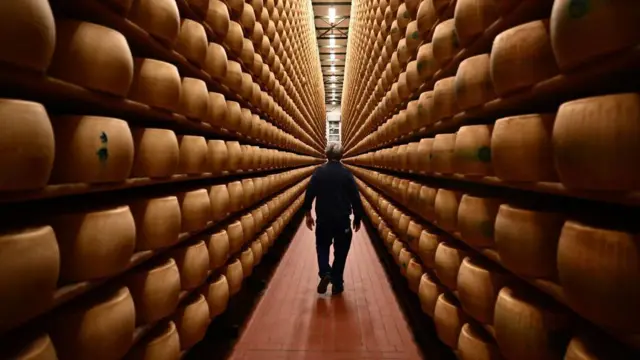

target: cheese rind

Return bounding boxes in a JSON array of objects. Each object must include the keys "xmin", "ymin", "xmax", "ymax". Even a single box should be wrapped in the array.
[
  {"xmin": 130, "ymin": 58, "xmax": 182, "ymax": 111},
  {"xmin": 131, "ymin": 128, "xmax": 179, "ymax": 178},
  {"xmin": 126, "ymin": 258, "xmax": 181, "ymax": 324},
  {"xmin": 434, "ymin": 293, "xmax": 465, "ymax": 348},
  {"xmin": 203, "ymin": 275, "xmax": 230, "ymax": 319},
  {"xmin": 176, "ymin": 19, "xmax": 208, "ymax": 66},
  {"xmin": 179, "ymin": 78, "xmax": 209, "ymax": 120},
  {"xmin": 130, "ymin": 195, "xmax": 181, "ymax": 250},
  {"xmin": 128, "ymin": 0, "xmax": 180, "ymax": 45},
  {"xmin": 172, "ymin": 294, "xmax": 210, "ymax": 349},
  {"xmin": 127, "ymin": 321, "xmax": 180, "ymax": 360}
]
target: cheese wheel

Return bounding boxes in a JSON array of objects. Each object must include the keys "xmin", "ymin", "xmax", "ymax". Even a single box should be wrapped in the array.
[
  {"xmin": 453, "ymin": 125, "xmax": 492, "ymax": 176},
  {"xmin": 227, "ymin": 181, "xmax": 244, "ymax": 214},
  {"xmin": 207, "ymin": 139, "xmax": 228, "ymax": 174},
  {"xmin": 186, "ymin": 0, "xmax": 209, "ymax": 18},
  {"xmin": 490, "ymin": 20, "xmax": 559, "ymax": 96},
  {"xmin": 176, "ymin": 19, "xmax": 207, "ymax": 66},
  {"xmin": 51, "ymin": 287, "xmax": 135, "ymax": 360},
  {"xmin": 205, "ymin": 0, "xmax": 231, "ymax": 39},
  {"xmin": 391, "ymin": 240, "xmax": 404, "ymax": 263},
  {"xmin": 416, "ymin": 0, "xmax": 437, "ymax": 37},
  {"xmin": 172, "ymin": 294, "xmax": 210, "ymax": 349},
  {"xmin": 457, "ymin": 257, "xmax": 507, "ymax": 324},
  {"xmin": 225, "ymin": 21, "xmax": 245, "ymax": 55},
  {"xmin": 251, "ymin": 239, "xmax": 264, "ymax": 265},
  {"xmin": 207, "ymin": 230, "xmax": 230, "ymax": 270},
  {"xmin": 433, "ymin": 19, "xmax": 461, "ymax": 66},
  {"xmin": 0, "ymin": 226, "xmax": 59, "ymax": 334},
  {"xmin": 457, "ymin": 195, "xmax": 501, "ymax": 248},
  {"xmin": 491, "ymin": 113, "xmax": 557, "ymax": 182},
  {"xmin": 495, "ymin": 204, "xmax": 564, "ymax": 279},
  {"xmin": 130, "ymin": 196, "xmax": 181, "ymax": 251},
  {"xmin": 240, "ymin": 248, "xmax": 255, "ymax": 277},
  {"xmin": 227, "ymin": 0, "xmax": 244, "ymax": 15},
  {"xmin": 557, "ymin": 220, "xmax": 640, "ymax": 332},
  {"xmin": 494, "ymin": 286, "xmax": 570, "ymax": 360},
  {"xmin": 224, "ymin": 101, "xmax": 242, "ymax": 132},
  {"xmin": 177, "ymin": 135, "xmax": 208, "ymax": 175},
  {"xmin": 50, "ymin": 20, "xmax": 134, "ymax": 96},
  {"xmin": 406, "ymin": 258, "xmax": 424, "ymax": 293},
  {"xmin": 130, "ymin": 58, "xmax": 181, "ymax": 111},
  {"xmin": 433, "ymin": 77, "xmax": 459, "ymax": 121},
  {"xmin": 416, "ymin": 230, "xmax": 439, "ymax": 268},
  {"xmin": 178, "ymin": 78, "xmax": 209, "ymax": 120},
  {"xmin": 204, "ymin": 42, "xmax": 228, "ymax": 80},
  {"xmin": 128, "ymin": 0, "xmax": 180, "ymax": 45},
  {"xmin": 225, "ymin": 259, "xmax": 244, "ymax": 295},
  {"xmin": 564, "ymin": 333, "xmax": 632, "ymax": 360},
  {"xmin": 1, "ymin": 332, "xmax": 58, "ymax": 360},
  {"xmin": 457, "ymin": 324, "xmax": 502, "ymax": 360},
  {"xmin": 203, "ymin": 275, "xmax": 229, "ymax": 319},
  {"xmin": 550, "ymin": 0, "xmax": 640, "ymax": 71},
  {"xmin": 434, "ymin": 189, "xmax": 462, "ymax": 231},
  {"xmin": 0, "ymin": 0, "xmax": 55, "ymax": 72},
  {"xmin": 434, "ymin": 293, "xmax": 466, "ymax": 348},
  {"xmin": 553, "ymin": 94, "xmax": 640, "ymax": 190},
  {"xmin": 126, "ymin": 321, "xmax": 180, "ymax": 360},
  {"xmin": 223, "ymin": 60, "xmax": 243, "ymax": 93},
  {"xmin": 131, "ymin": 128, "xmax": 179, "ymax": 178},
  {"xmin": 227, "ymin": 221, "xmax": 245, "ymax": 254},
  {"xmin": 51, "ymin": 206, "xmax": 136, "ymax": 282},
  {"xmin": 399, "ymin": 248, "xmax": 413, "ymax": 274},
  {"xmin": 418, "ymin": 273, "xmax": 443, "ymax": 316},
  {"xmin": 454, "ymin": 0, "xmax": 499, "ymax": 45},
  {"xmin": 178, "ymin": 189, "xmax": 211, "ymax": 232},
  {"xmin": 416, "ymin": 185, "xmax": 437, "ymax": 221},
  {"xmin": 240, "ymin": 213, "xmax": 256, "ymax": 243},
  {"xmin": 209, "ymin": 184, "xmax": 230, "ymax": 222},
  {"xmin": 126, "ymin": 258, "xmax": 181, "ymax": 324},
  {"xmin": 434, "ymin": 241, "xmax": 467, "ymax": 290},
  {"xmin": 431, "ymin": 134, "xmax": 456, "ymax": 174},
  {"xmin": 241, "ymin": 178, "xmax": 256, "ymax": 208},
  {"xmin": 172, "ymin": 240, "xmax": 210, "ymax": 290},
  {"xmin": 226, "ymin": 141, "xmax": 242, "ymax": 171},
  {"xmin": 455, "ymin": 54, "xmax": 496, "ymax": 110},
  {"xmin": 206, "ymin": 92, "xmax": 227, "ymax": 128},
  {"xmin": 415, "ymin": 137, "xmax": 434, "ymax": 174},
  {"xmin": 0, "ymin": 100, "xmax": 54, "ymax": 191}
]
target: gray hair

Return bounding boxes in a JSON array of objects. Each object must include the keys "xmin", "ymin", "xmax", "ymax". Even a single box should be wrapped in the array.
[{"xmin": 325, "ymin": 142, "xmax": 342, "ymax": 160}]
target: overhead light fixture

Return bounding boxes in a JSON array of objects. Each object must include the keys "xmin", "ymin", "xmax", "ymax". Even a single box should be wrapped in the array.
[
  {"xmin": 331, "ymin": 84, "xmax": 336, "ymax": 88},
  {"xmin": 331, "ymin": 66, "xmax": 336, "ymax": 72},
  {"xmin": 329, "ymin": 37, "xmax": 335, "ymax": 48},
  {"xmin": 328, "ymin": 7, "xmax": 336, "ymax": 24},
  {"xmin": 331, "ymin": 101, "xmax": 336, "ymax": 104},
  {"xmin": 330, "ymin": 53, "xmax": 335, "ymax": 61},
  {"xmin": 330, "ymin": 76, "xmax": 336, "ymax": 82}
]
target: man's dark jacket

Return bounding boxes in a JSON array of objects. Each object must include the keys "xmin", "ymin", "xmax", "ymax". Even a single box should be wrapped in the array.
[{"xmin": 302, "ymin": 161, "xmax": 364, "ymax": 227}]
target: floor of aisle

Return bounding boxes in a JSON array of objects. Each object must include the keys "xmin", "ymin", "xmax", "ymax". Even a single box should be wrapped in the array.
[{"xmin": 228, "ymin": 222, "xmax": 423, "ymax": 360}]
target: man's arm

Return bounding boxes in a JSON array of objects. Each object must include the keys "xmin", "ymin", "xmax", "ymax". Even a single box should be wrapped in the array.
[
  {"xmin": 345, "ymin": 170, "xmax": 364, "ymax": 231},
  {"xmin": 302, "ymin": 170, "xmax": 319, "ymax": 229}
]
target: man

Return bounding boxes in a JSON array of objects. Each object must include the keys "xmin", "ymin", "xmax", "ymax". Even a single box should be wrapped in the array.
[{"xmin": 302, "ymin": 142, "xmax": 364, "ymax": 295}]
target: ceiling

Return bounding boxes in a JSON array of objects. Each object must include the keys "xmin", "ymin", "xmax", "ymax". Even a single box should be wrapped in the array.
[{"xmin": 311, "ymin": 0, "xmax": 351, "ymax": 107}]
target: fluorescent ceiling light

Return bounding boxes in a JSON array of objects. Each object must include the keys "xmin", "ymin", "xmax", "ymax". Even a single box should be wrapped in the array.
[
  {"xmin": 328, "ymin": 7, "xmax": 336, "ymax": 23},
  {"xmin": 331, "ymin": 66, "xmax": 335, "ymax": 72},
  {"xmin": 329, "ymin": 37, "xmax": 335, "ymax": 47},
  {"xmin": 330, "ymin": 76, "xmax": 336, "ymax": 82},
  {"xmin": 330, "ymin": 53, "xmax": 335, "ymax": 61},
  {"xmin": 331, "ymin": 101, "xmax": 336, "ymax": 104},
  {"xmin": 331, "ymin": 84, "xmax": 336, "ymax": 88}
]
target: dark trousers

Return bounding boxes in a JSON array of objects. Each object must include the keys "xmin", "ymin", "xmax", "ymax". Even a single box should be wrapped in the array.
[{"xmin": 315, "ymin": 219, "xmax": 352, "ymax": 288}]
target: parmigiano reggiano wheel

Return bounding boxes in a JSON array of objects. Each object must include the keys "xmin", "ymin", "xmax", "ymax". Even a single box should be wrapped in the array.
[
  {"xmin": 226, "ymin": 21, "xmax": 245, "ymax": 55},
  {"xmin": 225, "ymin": 259, "xmax": 244, "ymax": 295},
  {"xmin": 454, "ymin": 0, "xmax": 499, "ymax": 45},
  {"xmin": 433, "ymin": 19, "xmax": 460, "ymax": 66},
  {"xmin": 391, "ymin": 239, "xmax": 404, "ymax": 263},
  {"xmin": 130, "ymin": 196, "xmax": 181, "ymax": 251},
  {"xmin": 399, "ymin": 248, "xmax": 413, "ymax": 275},
  {"xmin": 226, "ymin": 141, "xmax": 242, "ymax": 171},
  {"xmin": 491, "ymin": 113, "xmax": 557, "ymax": 182},
  {"xmin": 0, "ymin": 226, "xmax": 59, "ymax": 334},
  {"xmin": 50, "ymin": 20, "xmax": 134, "ymax": 97},
  {"xmin": 172, "ymin": 294, "xmax": 210, "ymax": 350},
  {"xmin": 227, "ymin": 181, "xmax": 244, "ymax": 214},
  {"xmin": 224, "ymin": 101, "xmax": 242, "ymax": 132},
  {"xmin": 127, "ymin": 320, "xmax": 180, "ymax": 360},
  {"xmin": 251, "ymin": 240, "xmax": 264, "ymax": 265},
  {"xmin": 490, "ymin": 20, "xmax": 558, "ymax": 96},
  {"xmin": 51, "ymin": 287, "xmax": 135, "ymax": 360},
  {"xmin": 558, "ymin": 220, "xmax": 640, "ymax": 332},
  {"xmin": 207, "ymin": 139, "xmax": 228, "ymax": 174},
  {"xmin": 415, "ymin": 137, "xmax": 434, "ymax": 174},
  {"xmin": 240, "ymin": 248, "xmax": 255, "ymax": 277},
  {"xmin": 51, "ymin": 206, "xmax": 135, "ymax": 282},
  {"xmin": 207, "ymin": 230, "xmax": 230, "ymax": 270},
  {"xmin": 224, "ymin": 60, "xmax": 244, "ymax": 93},
  {"xmin": 172, "ymin": 240, "xmax": 210, "ymax": 290},
  {"xmin": 434, "ymin": 241, "xmax": 466, "ymax": 290},
  {"xmin": 457, "ymin": 195, "xmax": 500, "ymax": 248},
  {"xmin": 204, "ymin": 42, "xmax": 228, "ymax": 80},
  {"xmin": 550, "ymin": 0, "xmax": 640, "ymax": 71},
  {"xmin": 434, "ymin": 293, "xmax": 466, "ymax": 348},
  {"xmin": 129, "ymin": 0, "xmax": 180, "ymax": 45},
  {"xmin": 494, "ymin": 287, "xmax": 570, "ymax": 360},
  {"xmin": 3, "ymin": 332, "xmax": 58, "ymax": 360},
  {"xmin": 433, "ymin": 77, "xmax": 458, "ymax": 121},
  {"xmin": 131, "ymin": 128, "xmax": 179, "ymax": 178},
  {"xmin": 0, "ymin": 99, "xmax": 54, "ymax": 191},
  {"xmin": 418, "ymin": 273, "xmax": 443, "ymax": 316},
  {"xmin": 406, "ymin": 258, "xmax": 424, "ymax": 292},
  {"xmin": 179, "ymin": 78, "xmax": 209, "ymax": 120},
  {"xmin": 241, "ymin": 178, "xmax": 256, "ymax": 208},
  {"xmin": 129, "ymin": 58, "xmax": 181, "ymax": 111},
  {"xmin": 455, "ymin": 54, "xmax": 495, "ymax": 110},
  {"xmin": 431, "ymin": 134, "xmax": 456, "ymax": 174},
  {"xmin": 209, "ymin": 184, "xmax": 230, "ymax": 222},
  {"xmin": 227, "ymin": 220, "xmax": 245, "ymax": 254},
  {"xmin": 206, "ymin": 92, "xmax": 227, "ymax": 128},
  {"xmin": 126, "ymin": 258, "xmax": 181, "ymax": 324},
  {"xmin": 494, "ymin": 204, "xmax": 564, "ymax": 279},
  {"xmin": 457, "ymin": 324, "xmax": 502, "ymax": 360},
  {"xmin": 178, "ymin": 135, "xmax": 208, "ymax": 175},
  {"xmin": 435, "ymin": 189, "xmax": 462, "ymax": 231},
  {"xmin": 453, "ymin": 125, "xmax": 492, "ymax": 176},
  {"xmin": 416, "ymin": 0, "xmax": 437, "ymax": 37},
  {"xmin": 204, "ymin": 275, "xmax": 229, "ymax": 319},
  {"xmin": 176, "ymin": 19, "xmax": 207, "ymax": 66},
  {"xmin": 178, "ymin": 189, "xmax": 211, "ymax": 232},
  {"xmin": 457, "ymin": 257, "xmax": 507, "ymax": 324},
  {"xmin": 227, "ymin": 0, "xmax": 245, "ymax": 15},
  {"xmin": 553, "ymin": 94, "xmax": 640, "ymax": 191},
  {"xmin": 563, "ymin": 333, "xmax": 632, "ymax": 360},
  {"xmin": 0, "ymin": 0, "xmax": 55, "ymax": 72},
  {"xmin": 417, "ymin": 185, "xmax": 437, "ymax": 221},
  {"xmin": 241, "ymin": 213, "xmax": 256, "ymax": 244},
  {"xmin": 186, "ymin": 0, "xmax": 209, "ymax": 18}
]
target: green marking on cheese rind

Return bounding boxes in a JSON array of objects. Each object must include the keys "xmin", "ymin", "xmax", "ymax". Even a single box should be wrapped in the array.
[
  {"xmin": 412, "ymin": 31, "xmax": 419, "ymax": 40},
  {"xmin": 96, "ymin": 147, "xmax": 109, "ymax": 163},
  {"xmin": 477, "ymin": 146, "xmax": 492, "ymax": 163},
  {"xmin": 568, "ymin": 0, "xmax": 590, "ymax": 19}
]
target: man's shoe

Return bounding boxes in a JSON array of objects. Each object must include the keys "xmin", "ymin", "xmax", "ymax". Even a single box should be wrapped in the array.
[
  {"xmin": 317, "ymin": 275, "xmax": 331, "ymax": 294},
  {"xmin": 332, "ymin": 286, "xmax": 344, "ymax": 295}
]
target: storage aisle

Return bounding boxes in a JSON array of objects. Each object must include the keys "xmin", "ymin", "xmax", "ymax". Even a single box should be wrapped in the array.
[{"xmin": 228, "ymin": 220, "xmax": 423, "ymax": 360}]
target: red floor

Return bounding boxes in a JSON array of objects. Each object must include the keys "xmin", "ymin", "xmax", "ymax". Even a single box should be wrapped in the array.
[{"xmin": 228, "ymin": 222, "xmax": 423, "ymax": 360}]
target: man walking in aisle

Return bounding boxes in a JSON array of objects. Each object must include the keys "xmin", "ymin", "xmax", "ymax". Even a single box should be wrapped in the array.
[{"xmin": 302, "ymin": 142, "xmax": 364, "ymax": 295}]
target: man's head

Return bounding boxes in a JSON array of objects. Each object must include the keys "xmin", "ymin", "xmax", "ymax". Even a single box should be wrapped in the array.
[{"xmin": 325, "ymin": 142, "xmax": 342, "ymax": 161}]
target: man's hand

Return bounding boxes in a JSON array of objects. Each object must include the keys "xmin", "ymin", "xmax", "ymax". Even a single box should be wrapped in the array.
[
  {"xmin": 305, "ymin": 214, "xmax": 315, "ymax": 231},
  {"xmin": 353, "ymin": 221, "xmax": 361, "ymax": 233}
]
